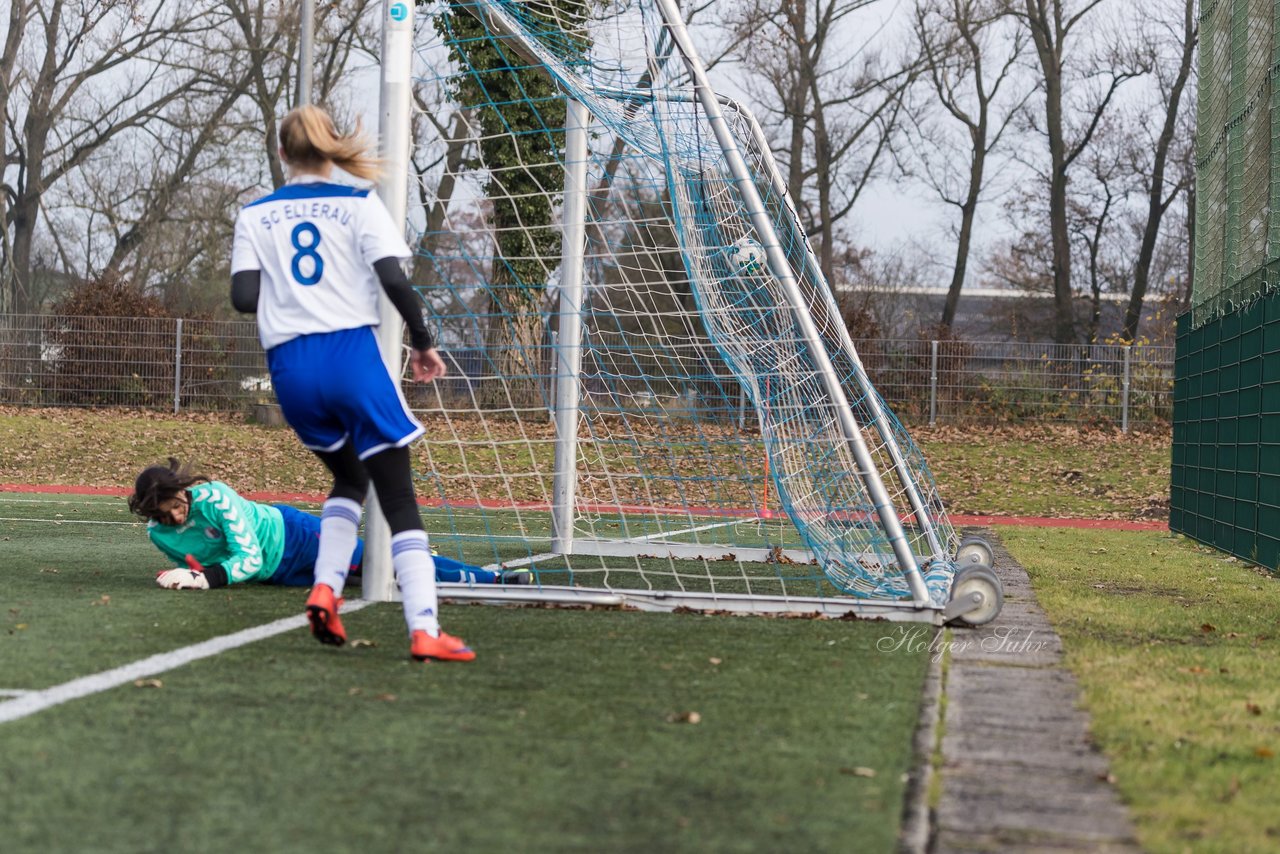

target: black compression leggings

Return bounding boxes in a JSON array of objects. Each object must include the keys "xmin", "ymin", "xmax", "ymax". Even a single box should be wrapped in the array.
[{"xmin": 313, "ymin": 444, "xmax": 423, "ymax": 534}]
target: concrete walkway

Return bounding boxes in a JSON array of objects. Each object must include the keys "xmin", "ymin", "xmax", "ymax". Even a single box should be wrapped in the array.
[{"xmin": 916, "ymin": 531, "xmax": 1142, "ymax": 853}]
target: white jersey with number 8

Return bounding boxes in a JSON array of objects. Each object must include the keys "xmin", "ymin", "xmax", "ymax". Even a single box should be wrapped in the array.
[{"xmin": 231, "ymin": 175, "xmax": 412, "ymax": 350}]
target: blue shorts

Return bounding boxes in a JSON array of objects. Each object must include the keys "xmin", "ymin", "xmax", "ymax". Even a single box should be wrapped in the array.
[
  {"xmin": 267, "ymin": 326, "xmax": 424, "ymax": 460},
  {"xmin": 269, "ymin": 504, "xmax": 365, "ymax": 587}
]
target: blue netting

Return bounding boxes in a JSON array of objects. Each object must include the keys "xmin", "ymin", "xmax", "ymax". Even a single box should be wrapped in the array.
[{"xmin": 406, "ymin": 0, "xmax": 958, "ymax": 605}]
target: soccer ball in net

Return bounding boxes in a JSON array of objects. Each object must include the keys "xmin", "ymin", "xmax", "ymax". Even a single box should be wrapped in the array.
[{"xmin": 727, "ymin": 236, "xmax": 765, "ymax": 276}]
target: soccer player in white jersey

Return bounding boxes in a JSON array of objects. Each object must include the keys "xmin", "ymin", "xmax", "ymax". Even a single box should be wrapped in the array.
[{"xmin": 229, "ymin": 105, "xmax": 473, "ymax": 663}]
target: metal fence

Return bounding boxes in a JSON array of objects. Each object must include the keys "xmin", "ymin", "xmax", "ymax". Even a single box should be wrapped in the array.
[
  {"xmin": 854, "ymin": 338, "xmax": 1174, "ymax": 430},
  {"xmin": 0, "ymin": 314, "xmax": 266, "ymax": 413},
  {"xmin": 0, "ymin": 314, "xmax": 1174, "ymax": 428}
]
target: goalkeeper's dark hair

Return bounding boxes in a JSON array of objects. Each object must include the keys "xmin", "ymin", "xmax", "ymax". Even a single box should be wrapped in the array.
[{"xmin": 127, "ymin": 458, "xmax": 208, "ymax": 520}]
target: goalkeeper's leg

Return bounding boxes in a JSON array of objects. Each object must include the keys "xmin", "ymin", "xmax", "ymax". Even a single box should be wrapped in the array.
[{"xmin": 364, "ymin": 447, "xmax": 474, "ymax": 662}]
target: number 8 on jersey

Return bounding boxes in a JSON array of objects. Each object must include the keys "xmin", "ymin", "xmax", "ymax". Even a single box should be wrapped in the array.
[{"xmin": 291, "ymin": 222, "xmax": 324, "ymax": 285}]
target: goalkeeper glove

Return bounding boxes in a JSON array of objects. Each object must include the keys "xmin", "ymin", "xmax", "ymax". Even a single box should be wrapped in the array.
[
  {"xmin": 155, "ymin": 568, "xmax": 210, "ymax": 590},
  {"xmin": 156, "ymin": 555, "xmax": 210, "ymax": 590}
]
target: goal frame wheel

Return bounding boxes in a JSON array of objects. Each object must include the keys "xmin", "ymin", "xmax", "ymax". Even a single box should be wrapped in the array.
[
  {"xmin": 955, "ymin": 536, "xmax": 994, "ymax": 568},
  {"xmin": 944, "ymin": 564, "xmax": 1003, "ymax": 626}
]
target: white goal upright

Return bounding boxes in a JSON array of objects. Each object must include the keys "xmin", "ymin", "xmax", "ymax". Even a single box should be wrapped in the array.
[{"xmin": 366, "ymin": 0, "xmax": 1003, "ymax": 625}]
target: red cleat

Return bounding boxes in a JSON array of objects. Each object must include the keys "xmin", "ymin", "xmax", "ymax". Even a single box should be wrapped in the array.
[
  {"xmin": 305, "ymin": 584, "xmax": 346, "ymax": 647},
  {"xmin": 410, "ymin": 630, "xmax": 475, "ymax": 662}
]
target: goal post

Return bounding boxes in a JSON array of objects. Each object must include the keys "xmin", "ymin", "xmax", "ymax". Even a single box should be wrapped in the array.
[
  {"xmin": 365, "ymin": 0, "xmax": 416, "ymax": 602},
  {"xmin": 372, "ymin": 0, "xmax": 999, "ymax": 623},
  {"xmin": 550, "ymin": 96, "xmax": 590, "ymax": 556}
]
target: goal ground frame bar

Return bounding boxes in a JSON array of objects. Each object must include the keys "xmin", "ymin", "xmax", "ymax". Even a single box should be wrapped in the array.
[{"xmin": 434, "ymin": 584, "xmax": 943, "ymax": 622}]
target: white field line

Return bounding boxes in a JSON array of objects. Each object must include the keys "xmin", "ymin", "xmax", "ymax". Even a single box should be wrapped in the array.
[
  {"xmin": 0, "ymin": 496, "xmax": 125, "ymax": 503},
  {"xmin": 0, "ymin": 496, "xmax": 120, "ymax": 504},
  {"xmin": 0, "ymin": 689, "xmax": 33, "ymax": 697},
  {"xmin": 0, "ymin": 600, "xmax": 373, "ymax": 725},
  {"xmin": 0, "ymin": 517, "xmax": 141, "ymax": 526},
  {"xmin": 482, "ymin": 552, "xmax": 559, "ymax": 571},
  {"xmin": 621, "ymin": 518, "xmax": 752, "ymax": 543}
]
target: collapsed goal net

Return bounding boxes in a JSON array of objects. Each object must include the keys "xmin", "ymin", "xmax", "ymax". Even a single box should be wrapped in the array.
[{"xmin": 380, "ymin": 0, "xmax": 983, "ymax": 620}]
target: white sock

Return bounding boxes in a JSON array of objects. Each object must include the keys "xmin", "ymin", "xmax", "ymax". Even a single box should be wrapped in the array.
[
  {"xmin": 314, "ymin": 497, "xmax": 363, "ymax": 596},
  {"xmin": 392, "ymin": 529, "xmax": 440, "ymax": 637}
]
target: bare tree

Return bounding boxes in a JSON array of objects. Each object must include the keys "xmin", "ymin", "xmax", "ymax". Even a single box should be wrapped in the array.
[
  {"xmin": 721, "ymin": 0, "xmax": 918, "ymax": 283},
  {"xmin": 985, "ymin": 132, "xmax": 1131, "ymax": 342},
  {"xmin": 835, "ymin": 241, "xmax": 936, "ymax": 338},
  {"xmin": 1008, "ymin": 0, "xmax": 1149, "ymax": 343},
  {"xmin": 0, "ymin": 1, "xmax": 223, "ymax": 313},
  {"xmin": 0, "ymin": 1, "xmax": 37, "ymax": 306},
  {"xmin": 223, "ymin": 0, "xmax": 377, "ymax": 188},
  {"xmin": 108, "ymin": 0, "xmax": 376, "ymax": 296},
  {"xmin": 910, "ymin": 0, "xmax": 1028, "ymax": 332},
  {"xmin": 1120, "ymin": 0, "xmax": 1195, "ymax": 342},
  {"xmin": 409, "ymin": 95, "xmax": 474, "ymax": 288},
  {"xmin": 1071, "ymin": 129, "xmax": 1127, "ymax": 342},
  {"xmin": 16, "ymin": 1, "xmax": 380, "ymax": 315}
]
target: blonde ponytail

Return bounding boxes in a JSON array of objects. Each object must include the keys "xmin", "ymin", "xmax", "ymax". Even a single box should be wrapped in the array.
[{"xmin": 278, "ymin": 105, "xmax": 382, "ymax": 182}]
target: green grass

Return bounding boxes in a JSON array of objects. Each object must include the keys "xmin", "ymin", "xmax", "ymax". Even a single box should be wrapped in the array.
[
  {"xmin": 1, "ymin": 492, "xmax": 863, "ymax": 605},
  {"xmin": 919, "ymin": 424, "xmax": 1170, "ymax": 519},
  {"xmin": 0, "ymin": 493, "xmax": 927, "ymax": 853},
  {"xmin": 0, "ymin": 406, "xmax": 1171, "ymax": 521},
  {"xmin": 1, "ymin": 408, "xmax": 1195, "ymax": 850},
  {"xmin": 1002, "ymin": 527, "xmax": 1280, "ymax": 854}
]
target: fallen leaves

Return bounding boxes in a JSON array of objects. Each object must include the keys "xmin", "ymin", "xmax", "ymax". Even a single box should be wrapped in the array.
[
  {"xmin": 347, "ymin": 687, "xmax": 396, "ymax": 702},
  {"xmin": 839, "ymin": 766, "xmax": 877, "ymax": 778},
  {"xmin": 0, "ymin": 409, "xmax": 1173, "ymax": 522}
]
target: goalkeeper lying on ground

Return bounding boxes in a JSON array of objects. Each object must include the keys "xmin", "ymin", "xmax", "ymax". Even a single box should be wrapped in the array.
[{"xmin": 127, "ymin": 458, "xmax": 530, "ymax": 590}]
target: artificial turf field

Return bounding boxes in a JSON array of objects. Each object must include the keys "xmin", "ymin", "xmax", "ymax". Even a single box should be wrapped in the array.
[{"xmin": 0, "ymin": 492, "xmax": 928, "ymax": 854}]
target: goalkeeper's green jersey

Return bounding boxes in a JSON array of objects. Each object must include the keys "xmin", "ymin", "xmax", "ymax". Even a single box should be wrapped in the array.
[{"xmin": 146, "ymin": 481, "xmax": 285, "ymax": 584}]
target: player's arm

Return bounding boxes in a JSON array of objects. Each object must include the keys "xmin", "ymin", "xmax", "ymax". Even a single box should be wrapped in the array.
[
  {"xmin": 203, "ymin": 487, "xmax": 267, "ymax": 587},
  {"xmin": 231, "ymin": 270, "xmax": 260, "ymax": 314},
  {"xmin": 169, "ymin": 485, "xmax": 265, "ymax": 589},
  {"xmin": 148, "ymin": 531, "xmax": 192, "ymax": 571},
  {"xmin": 229, "ymin": 211, "xmax": 261, "ymax": 314},
  {"xmin": 373, "ymin": 257, "xmax": 446, "ymax": 382},
  {"xmin": 373, "ymin": 257, "xmax": 432, "ymax": 350}
]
